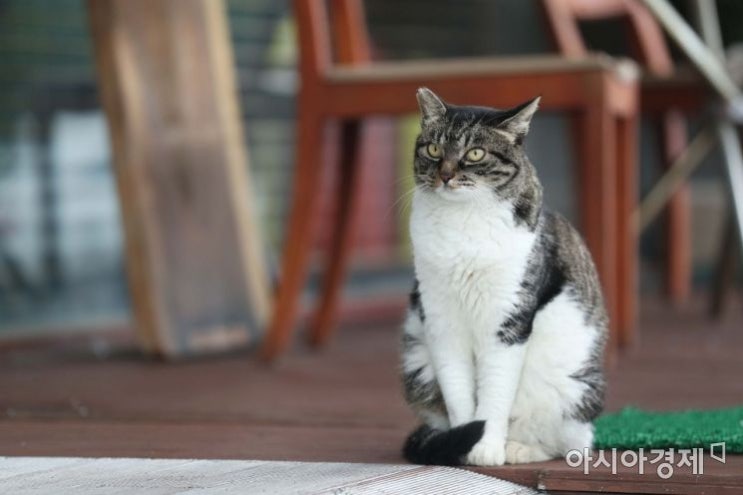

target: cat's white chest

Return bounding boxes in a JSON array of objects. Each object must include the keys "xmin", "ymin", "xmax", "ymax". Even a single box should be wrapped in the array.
[{"xmin": 410, "ymin": 191, "xmax": 536, "ymax": 330}]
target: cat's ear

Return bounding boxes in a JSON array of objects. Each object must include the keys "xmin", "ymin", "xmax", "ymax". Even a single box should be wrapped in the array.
[
  {"xmin": 496, "ymin": 96, "xmax": 540, "ymax": 143},
  {"xmin": 416, "ymin": 87, "xmax": 446, "ymax": 125}
]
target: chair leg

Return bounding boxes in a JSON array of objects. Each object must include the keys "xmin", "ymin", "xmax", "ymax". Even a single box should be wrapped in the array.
[
  {"xmin": 576, "ymin": 106, "xmax": 619, "ymax": 356},
  {"xmin": 659, "ymin": 111, "xmax": 692, "ymax": 304},
  {"xmin": 616, "ymin": 115, "xmax": 639, "ymax": 347},
  {"xmin": 308, "ymin": 120, "xmax": 364, "ymax": 347},
  {"xmin": 261, "ymin": 104, "xmax": 325, "ymax": 361},
  {"xmin": 709, "ymin": 214, "xmax": 738, "ymax": 318}
]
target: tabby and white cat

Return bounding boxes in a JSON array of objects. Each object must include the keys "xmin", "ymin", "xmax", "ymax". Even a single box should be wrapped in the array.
[{"xmin": 401, "ymin": 88, "xmax": 607, "ymax": 466}]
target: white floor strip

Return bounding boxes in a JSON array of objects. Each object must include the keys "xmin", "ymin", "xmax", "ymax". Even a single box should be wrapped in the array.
[{"xmin": 0, "ymin": 457, "xmax": 538, "ymax": 494}]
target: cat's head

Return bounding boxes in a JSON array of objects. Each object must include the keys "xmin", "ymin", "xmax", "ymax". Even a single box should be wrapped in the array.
[{"xmin": 413, "ymin": 88, "xmax": 543, "ymax": 223}]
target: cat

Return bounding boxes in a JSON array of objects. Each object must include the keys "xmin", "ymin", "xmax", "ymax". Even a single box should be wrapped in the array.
[{"xmin": 401, "ymin": 88, "xmax": 607, "ymax": 466}]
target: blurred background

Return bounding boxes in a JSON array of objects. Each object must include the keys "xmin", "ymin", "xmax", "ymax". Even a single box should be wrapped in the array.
[{"xmin": 1, "ymin": 0, "xmax": 742, "ymax": 342}]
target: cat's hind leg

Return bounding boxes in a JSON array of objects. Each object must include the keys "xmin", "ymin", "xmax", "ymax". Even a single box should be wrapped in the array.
[
  {"xmin": 504, "ymin": 439, "xmax": 551, "ymax": 464},
  {"xmin": 504, "ymin": 412, "xmax": 561, "ymax": 464},
  {"xmin": 504, "ymin": 417, "xmax": 593, "ymax": 464},
  {"xmin": 504, "ymin": 366, "xmax": 599, "ymax": 464},
  {"xmin": 559, "ymin": 418, "xmax": 594, "ymax": 454},
  {"xmin": 504, "ymin": 291, "xmax": 603, "ymax": 464},
  {"xmin": 505, "ymin": 441, "xmax": 550, "ymax": 464}
]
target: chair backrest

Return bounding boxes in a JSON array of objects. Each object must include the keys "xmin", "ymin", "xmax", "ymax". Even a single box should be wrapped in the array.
[
  {"xmin": 295, "ymin": 0, "xmax": 673, "ymax": 77},
  {"xmin": 541, "ymin": 0, "xmax": 673, "ymax": 76},
  {"xmin": 294, "ymin": 0, "xmax": 370, "ymax": 84}
]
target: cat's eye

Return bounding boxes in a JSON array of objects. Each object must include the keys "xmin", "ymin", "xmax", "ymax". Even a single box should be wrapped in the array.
[
  {"xmin": 426, "ymin": 143, "xmax": 443, "ymax": 158},
  {"xmin": 465, "ymin": 148, "xmax": 486, "ymax": 162}
]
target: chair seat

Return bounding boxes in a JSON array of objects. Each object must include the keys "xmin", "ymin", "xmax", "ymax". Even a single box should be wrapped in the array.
[
  {"xmin": 326, "ymin": 54, "xmax": 639, "ymax": 84},
  {"xmin": 641, "ymin": 65, "xmax": 709, "ymax": 113},
  {"xmin": 641, "ymin": 64, "xmax": 703, "ymax": 86},
  {"xmin": 318, "ymin": 55, "xmax": 639, "ymax": 118}
]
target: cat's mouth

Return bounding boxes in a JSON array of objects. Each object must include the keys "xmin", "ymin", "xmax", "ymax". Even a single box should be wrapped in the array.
[
  {"xmin": 440, "ymin": 179, "xmax": 475, "ymax": 190},
  {"xmin": 416, "ymin": 178, "xmax": 476, "ymax": 199},
  {"xmin": 434, "ymin": 182, "xmax": 475, "ymax": 200},
  {"xmin": 436, "ymin": 179, "xmax": 462, "ymax": 190}
]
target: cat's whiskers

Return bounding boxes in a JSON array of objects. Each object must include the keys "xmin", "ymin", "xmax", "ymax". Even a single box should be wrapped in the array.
[
  {"xmin": 394, "ymin": 174, "xmax": 415, "ymax": 186},
  {"xmin": 388, "ymin": 186, "xmax": 418, "ymax": 218}
]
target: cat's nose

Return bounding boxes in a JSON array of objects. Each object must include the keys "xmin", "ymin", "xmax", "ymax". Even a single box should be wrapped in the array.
[{"xmin": 439, "ymin": 171, "xmax": 454, "ymax": 184}]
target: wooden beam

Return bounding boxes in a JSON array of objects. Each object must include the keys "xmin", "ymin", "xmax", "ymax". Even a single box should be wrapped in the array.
[{"xmin": 87, "ymin": 0, "xmax": 271, "ymax": 357}]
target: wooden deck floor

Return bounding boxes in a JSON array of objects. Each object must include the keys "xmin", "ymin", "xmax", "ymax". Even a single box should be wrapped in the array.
[{"xmin": 0, "ymin": 298, "xmax": 742, "ymax": 493}]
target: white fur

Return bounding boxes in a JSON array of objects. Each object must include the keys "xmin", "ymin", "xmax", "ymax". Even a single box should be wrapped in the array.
[{"xmin": 408, "ymin": 186, "xmax": 599, "ymax": 466}]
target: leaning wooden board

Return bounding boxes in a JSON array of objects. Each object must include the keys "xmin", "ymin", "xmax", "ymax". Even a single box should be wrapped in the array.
[{"xmin": 87, "ymin": 0, "xmax": 271, "ymax": 357}]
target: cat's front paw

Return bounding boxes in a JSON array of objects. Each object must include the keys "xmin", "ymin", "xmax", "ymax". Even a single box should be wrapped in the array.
[{"xmin": 466, "ymin": 438, "xmax": 506, "ymax": 466}]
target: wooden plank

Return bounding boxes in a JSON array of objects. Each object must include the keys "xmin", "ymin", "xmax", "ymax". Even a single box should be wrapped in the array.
[
  {"xmin": 0, "ymin": 457, "xmax": 536, "ymax": 494},
  {"xmin": 0, "ymin": 421, "xmax": 407, "ymax": 464},
  {"xmin": 536, "ymin": 466, "xmax": 743, "ymax": 494},
  {"xmin": 87, "ymin": 0, "xmax": 271, "ymax": 357},
  {"xmin": 474, "ymin": 459, "xmax": 743, "ymax": 494}
]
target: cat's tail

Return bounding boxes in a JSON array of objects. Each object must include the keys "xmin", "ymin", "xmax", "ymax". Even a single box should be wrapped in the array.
[{"xmin": 402, "ymin": 420, "xmax": 485, "ymax": 466}]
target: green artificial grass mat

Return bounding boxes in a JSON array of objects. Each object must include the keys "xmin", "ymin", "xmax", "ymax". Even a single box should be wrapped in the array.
[{"xmin": 594, "ymin": 406, "xmax": 743, "ymax": 452}]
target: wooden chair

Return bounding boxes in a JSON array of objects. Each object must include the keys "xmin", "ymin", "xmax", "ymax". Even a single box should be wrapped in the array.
[
  {"xmin": 541, "ymin": 0, "xmax": 699, "ymax": 314},
  {"xmin": 261, "ymin": 0, "xmax": 640, "ymax": 360}
]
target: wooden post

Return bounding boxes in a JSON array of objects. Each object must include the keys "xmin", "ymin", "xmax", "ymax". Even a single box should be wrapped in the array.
[{"xmin": 87, "ymin": 0, "xmax": 271, "ymax": 357}]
